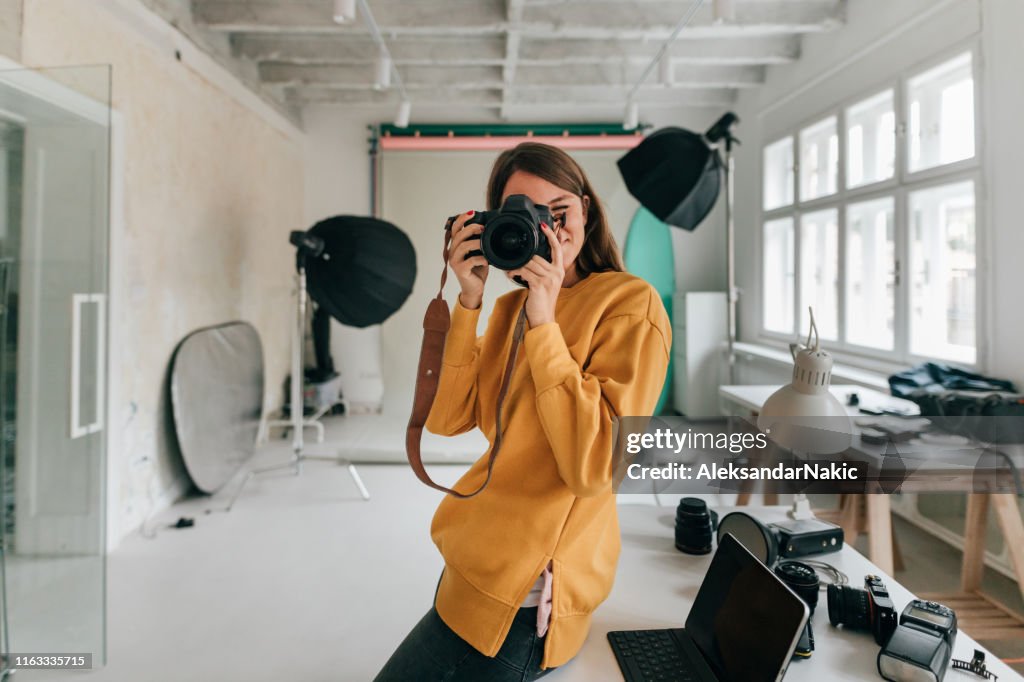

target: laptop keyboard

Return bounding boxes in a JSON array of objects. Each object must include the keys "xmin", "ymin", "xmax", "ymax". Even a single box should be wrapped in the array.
[{"xmin": 607, "ymin": 629, "xmax": 702, "ymax": 682}]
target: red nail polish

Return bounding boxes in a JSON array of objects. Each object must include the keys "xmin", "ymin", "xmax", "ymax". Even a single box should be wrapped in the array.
[
  {"xmin": 467, "ymin": 210, "xmax": 475, "ymax": 216},
  {"xmin": 541, "ymin": 222, "xmax": 548, "ymax": 230}
]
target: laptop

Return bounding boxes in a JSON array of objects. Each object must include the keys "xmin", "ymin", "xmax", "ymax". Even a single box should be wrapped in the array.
[{"xmin": 608, "ymin": 532, "xmax": 809, "ymax": 682}]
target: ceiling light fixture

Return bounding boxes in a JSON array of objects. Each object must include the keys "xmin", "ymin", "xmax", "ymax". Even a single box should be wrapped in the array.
[
  {"xmin": 625, "ymin": 0, "xmax": 704, "ymax": 129},
  {"xmin": 356, "ymin": 0, "xmax": 412, "ymax": 127},
  {"xmin": 395, "ymin": 99, "xmax": 412, "ymax": 128},
  {"xmin": 623, "ymin": 101, "xmax": 639, "ymax": 130},
  {"xmin": 375, "ymin": 49, "xmax": 392, "ymax": 90},
  {"xmin": 333, "ymin": 0, "xmax": 357, "ymax": 24}
]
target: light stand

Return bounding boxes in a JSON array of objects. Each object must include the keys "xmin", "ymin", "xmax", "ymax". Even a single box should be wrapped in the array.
[
  {"xmin": 253, "ymin": 232, "xmax": 370, "ymax": 500},
  {"xmin": 704, "ymin": 112, "xmax": 740, "ymax": 384}
]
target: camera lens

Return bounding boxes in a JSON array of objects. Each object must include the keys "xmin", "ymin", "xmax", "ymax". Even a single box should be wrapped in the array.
[
  {"xmin": 775, "ymin": 561, "xmax": 819, "ymax": 612},
  {"xmin": 499, "ymin": 230, "xmax": 525, "ymax": 253},
  {"xmin": 827, "ymin": 584, "xmax": 871, "ymax": 631},
  {"xmin": 483, "ymin": 217, "xmax": 535, "ymax": 270},
  {"xmin": 675, "ymin": 498, "xmax": 716, "ymax": 555}
]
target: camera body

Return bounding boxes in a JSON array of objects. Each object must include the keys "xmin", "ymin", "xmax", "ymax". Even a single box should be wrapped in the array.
[
  {"xmin": 827, "ymin": 574, "xmax": 898, "ymax": 645},
  {"xmin": 770, "ymin": 518, "xmax": 844, "ymax": 558},
  {"xmin": 877, "ymin": 600, "xmax": 957, "ymax": 682},
  {"xmin": 452, "ymin": 194, "xmax": 554, "ymax": 272}
]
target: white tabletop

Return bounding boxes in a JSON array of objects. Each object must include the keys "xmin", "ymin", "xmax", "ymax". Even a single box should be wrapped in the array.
[{"xmin": 551, "ymin": 505, "xmax": 1021, "ymax": 681}]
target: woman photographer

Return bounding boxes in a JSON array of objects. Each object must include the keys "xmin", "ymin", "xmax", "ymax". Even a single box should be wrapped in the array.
[{"xmin": 375, "ymin": 142, "xmax": 670, "ymax": 681}]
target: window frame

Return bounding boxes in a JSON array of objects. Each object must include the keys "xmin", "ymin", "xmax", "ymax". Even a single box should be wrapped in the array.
[{"xmin": 757, "ymin": 41, "xmax": 986, "ymax": 371}]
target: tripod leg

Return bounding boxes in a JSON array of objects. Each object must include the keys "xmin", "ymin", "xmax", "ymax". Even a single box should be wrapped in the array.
[
  {"xmin": 347, "ymin": 463, "xmax": 370, "ymax": 501},
  {"xmin": 205, "ymin": 470, "xmax": 257, "ymax": 514},
  {"xmin": 223, "ymin": 470, "xmax": 255, "ymax": 513},
  {"xmin": 253, "ymin": 452, "xmax": 300, "ymax": 476}
]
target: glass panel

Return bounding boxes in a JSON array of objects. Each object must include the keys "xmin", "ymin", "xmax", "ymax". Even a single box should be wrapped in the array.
[
  {"xmin": 909, "ymin": 181, "xmax": 975, "ymax": 364},
  {"xmin": 799, "ymin": 209, "xmax": 839, "ymax": 340},
  {"xmin": 846, "ymin": 197, "xmax": 895, "ymax": 350},
  {"xmin": 0, "ymin": 64, "xmax": 110, "ymax": 672},
  {"xmin": 799, "ymin": 116, "xmax": 838, "ymax": 201},
  {"xmin": 763, "ymin": 217, "xmax": 795, "ymax": 334},
  {"xmin": 763, "ymin": 137, "xmax": 794, "ymax": 210},
  {"xmin": 846, "ymin": 90, "xmax": 895, "ymax": 188},
  {"xmin": 908, "ymin": 53, "xmax": 975, "ymax": 172}
]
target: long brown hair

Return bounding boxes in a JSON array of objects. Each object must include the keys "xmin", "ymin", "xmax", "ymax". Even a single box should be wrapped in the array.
[{"xmin": 485, "ymin": 142, "xmax": 625, "ymax": 277}]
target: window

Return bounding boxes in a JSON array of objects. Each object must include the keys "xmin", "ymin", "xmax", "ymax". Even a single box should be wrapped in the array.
[
  {"xmin": 763, "ymin": 138, "xmax": 794, "ymax": 210},
  {"xmin": 846, "ymin": 90, "xmax": 895, "ymax": 188},
  {"xmin": 799, "ymin": 116, "xmax": 838, "ymax": 201},
  {"xmin": 846, "ymin": 197, "xmax": 895, "ymax": 350},
  {"xmin": 799, "ymin": 209, "xmax": 839, "ymax": 340},
  {"xmin": 761, "ymin": 50, "xmax": 979, "ymax": 367},
  {"xmin": 763, "ymin": 218, "xmax": 795, "ymax": 334},
  {"xmin": 908, "ymin": 181, "xmax": 976, "ymax": 364},
  {"xmin": 907, "ymin": 53, "xmax": 974, "ymax": 173}
]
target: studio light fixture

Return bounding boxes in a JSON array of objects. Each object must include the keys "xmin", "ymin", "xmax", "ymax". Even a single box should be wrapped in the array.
[
  {"xmin": 623, "ymin": 101, "xmax": 639, "ymax": 130},
  {"xmin": 757, "ymin": 308, "xmax": 854, "ymax": 519},
  {"xmin": 375, "ymin": 49, "xmax": 392, "ymax": 90},
  {"xmin": 395, "ymin": 99, "xmax": 412, "ymax": 128},
  {"xmin": 333, "ymin": 0, "xmax": 357, "ymax": 23},
  {"xmin": 623, "ymin": 0, "xmax": 703, "ymax": 131},
  {"xmin": 355, "ymin": 0, "xmax": 413, "ymax": 131}
]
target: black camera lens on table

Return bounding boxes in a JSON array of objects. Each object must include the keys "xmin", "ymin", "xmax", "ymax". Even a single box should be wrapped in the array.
[
  {"xmin": 674, "ymin": 498, "xmax": 718, "ymax": 555},
  {"xmin": 447, "ymin": 194, "xmax": 556, "ymax": 272},
  {"xmin": 827, "ymin": 574, "xmax": 898, "ymax": 645},
  {"xmin": 775, "ymin": 561, "xmax": 820, "ymax": 658}
]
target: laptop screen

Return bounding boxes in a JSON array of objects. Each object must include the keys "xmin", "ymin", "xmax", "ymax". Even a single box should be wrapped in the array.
[{"xmin": 685, "ymin": 533, "xmax": 808, "ymax": 682}]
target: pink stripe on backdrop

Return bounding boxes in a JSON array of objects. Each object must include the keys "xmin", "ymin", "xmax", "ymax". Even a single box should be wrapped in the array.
[{"xmin": 379, "ymin": 134, "xmax": 643, "ymax": 151}]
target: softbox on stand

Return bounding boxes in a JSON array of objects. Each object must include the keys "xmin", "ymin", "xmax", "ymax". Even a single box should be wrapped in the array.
[
  {"xmin": 248, "ymin": 215, "xmax": 416, "ymax": 505},
  {"xmin": 305, "ymin": 215, "xmax": 416, "ymax": 328},
  {"xmin": 617, "ymin": 126, "xmax": 722, "ymax": 231}
]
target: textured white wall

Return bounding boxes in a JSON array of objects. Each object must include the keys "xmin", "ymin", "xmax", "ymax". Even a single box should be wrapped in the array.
[
  {"xmin": 0, "ymin": 0, "xmax": 21, "ymax": 59},
  {"xmin": 20, "ymin": 0, "xmax": 305, "ymax": 545}
]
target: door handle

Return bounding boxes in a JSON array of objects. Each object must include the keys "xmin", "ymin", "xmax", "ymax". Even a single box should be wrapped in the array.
[{"xmin": 70, "ymin": 293, "xmax": 105, "ymax": 439}]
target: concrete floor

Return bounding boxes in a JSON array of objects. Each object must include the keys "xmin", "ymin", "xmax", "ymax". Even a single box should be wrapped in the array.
[{"xmin": 17, "ymin": 428, "xmax": 1024, "ymax": 681}]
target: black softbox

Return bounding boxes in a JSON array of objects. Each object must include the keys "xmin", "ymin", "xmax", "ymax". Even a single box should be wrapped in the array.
[
  {"xmin": 617, "ymin": 126, "xmax": 722, "ymax": 231},
  {"xmin": 304, "ymin": 215, "xmax": 417, "ymax": 328}
]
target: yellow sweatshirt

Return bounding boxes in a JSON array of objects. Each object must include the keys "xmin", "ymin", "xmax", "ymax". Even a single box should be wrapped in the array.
[{"xmin": 424, "ymin": 269, "xmax": 671, "ymax": 670}]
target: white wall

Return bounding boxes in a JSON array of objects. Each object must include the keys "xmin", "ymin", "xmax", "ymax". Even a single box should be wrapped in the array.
[
  {"xmin": 19, "ymin": 0, "xmax": 306, "ymax": 547},
  {"xmin": 979, "ymin": 0, "xmax": 1024, "ymax": 388},
  {"xmin": 731, "ymin": 0, "xmax": 1024, "ymax": 386}
]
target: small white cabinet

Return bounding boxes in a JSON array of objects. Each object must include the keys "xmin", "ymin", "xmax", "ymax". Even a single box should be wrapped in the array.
[{"xmin": 671, "ymin": 292, "xmax": 727, "ymax": 418}]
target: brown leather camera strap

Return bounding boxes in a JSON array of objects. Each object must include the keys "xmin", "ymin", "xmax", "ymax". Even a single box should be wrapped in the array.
[{"xmin": 405, "ymin": 225, "xmax": 527, "ymax": 497}]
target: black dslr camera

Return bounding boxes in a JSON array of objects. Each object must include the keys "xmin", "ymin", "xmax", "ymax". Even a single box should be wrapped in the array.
[
  {"xmin": 827, "ymin": 574, "xmax": 898, "ymax": 645},
  {"xmin": 448, "ymin": 194, "xmax": 556, "ymax": 271},
  {"xmin": 878, "ymin": 600, "xmax": 957, "ymax": 682}
]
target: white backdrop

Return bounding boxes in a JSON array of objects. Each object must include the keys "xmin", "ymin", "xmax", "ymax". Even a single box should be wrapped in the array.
[{"xmin": 376, "ymin": 148, "xmax": 640, "ymax": 416}]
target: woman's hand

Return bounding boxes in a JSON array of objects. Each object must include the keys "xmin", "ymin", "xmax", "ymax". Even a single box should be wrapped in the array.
[
  {"xmin": 508, "ymin": 222, "xmax": 564, "ymax": 327},
  {"xmin": 448, "ymin": 211, "xmax": 488, "ymax": 309}
]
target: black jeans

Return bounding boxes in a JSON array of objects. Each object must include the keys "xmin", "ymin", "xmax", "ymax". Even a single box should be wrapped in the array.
[{"xmin": 373, "ymin": 606, "xmax": 556, "ymax": 681}]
